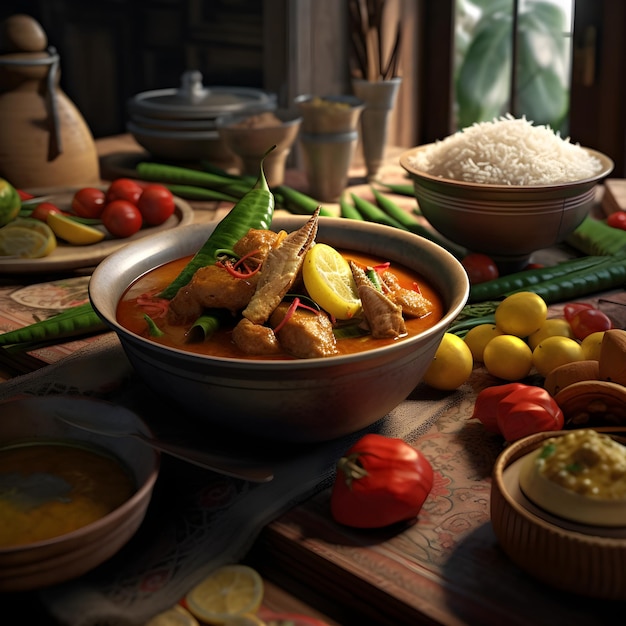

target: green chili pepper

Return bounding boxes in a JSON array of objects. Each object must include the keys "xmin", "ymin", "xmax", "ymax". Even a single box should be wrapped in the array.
[
  {"xmin": 0, "ymin": 302, "xmax": 106, "ymax": 347},
  {"xmin": 339, "ymin": 194, "xmax": 363, "ymax": 220},
  {"xmin": 566, "ymin": 216, "xmax": 626, "ymax": 256},
  {"xmin": 158, "ymin": 149, "xmax": 276, "ymax": 300},
  {"xmin": 468, "ymin": 254, "xmax": 614, "ymax": 303}
]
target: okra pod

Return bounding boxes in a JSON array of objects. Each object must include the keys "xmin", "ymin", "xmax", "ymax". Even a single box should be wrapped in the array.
[
  {"xmin": 0, "ymin": 302, "xmax": 106, "ymax": 347},
  {"xmin": 508, "ymin": 254, "xmax": 626, "ymax": 304},
  {"xmin": 468, "ymin": 254, "xmax": 614, "ymax": 303}
]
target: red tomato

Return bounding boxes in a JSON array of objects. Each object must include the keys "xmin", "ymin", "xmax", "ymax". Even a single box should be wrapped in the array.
[
  {"xmin": 137, "ymin": 184, "xmax": 175, "ymax": 226},
  {"xmin": 606, "ymin": 212, "xmax": 626, "ymax": 231},
  {"xmin": 330, "ymin": 433, "xmax": 433, "ymax": 528},
  {"xmin": 105, "ymin": 178, "xmax": 144, "ymax": 204},
  {"xmin": 563, "ymin": 301, "xmax": 594, "ymax": 323},
  {"xmin": 71, "ymin": 187, "xmax": 106, "ymax": 218},
  {"xmin": 569, "ymin": 307, "xmax": 613, "ymax": 340},
  {"xmin": 101, "ymin": 200, "xmax": 143, "ymax": 238},
  {"xmin": 461, "ymin": 253, "xmax": 499, "ymax": 285},
  {"xmin": 31, "ymin": 202, "xmax": 68, "ymax": 221}
]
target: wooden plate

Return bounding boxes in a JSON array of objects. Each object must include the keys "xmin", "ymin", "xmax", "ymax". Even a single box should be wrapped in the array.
[{"xmin": 0, "ymin": 186, "xmax": 194, "ymax": 274}]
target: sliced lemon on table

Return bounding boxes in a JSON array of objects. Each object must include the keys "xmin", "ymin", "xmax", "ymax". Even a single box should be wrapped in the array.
[
  {"xmin": 302, "ymin": 243, "xmax": 361, "ymax": 319},
  {"xmin": 0, "ymin": 218, "xmax": 57, "ymax": 257},
  {"xmin": 47, "ymin": 212, "xmax": 106, "ymax": 245},
  {"xmin": 185, "ymin": 564, "xmax": 264, "ymax": 625}
]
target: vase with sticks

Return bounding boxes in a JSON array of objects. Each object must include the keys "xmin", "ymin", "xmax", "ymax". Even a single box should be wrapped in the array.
[{"xmin": 349, "ymin": 0, "xmax": 402, "ymax": 180}]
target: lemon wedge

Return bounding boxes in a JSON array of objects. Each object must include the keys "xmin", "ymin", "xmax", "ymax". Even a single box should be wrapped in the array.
[
  {"xmin": 302, "ymin": 243, "xmax": 361, "ymax": 319},
  {"xmin": 185, "ymin": 565, "xmax": 264, "ymax": 625},
  {"xmin": 0, "ymin": 218, "xmax": 57, "ymax": 257},
  {"xmin": 47, "ymin": 212, "xmax": 105, "ymax": 245},
  {"xmin": 0, "ymin": 177, "xmax": 21, "ymax": 227}
]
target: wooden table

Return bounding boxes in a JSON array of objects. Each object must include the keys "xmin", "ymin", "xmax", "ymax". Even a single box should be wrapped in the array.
[{"xmin": 2, "ymin": 135, "xmax": 626, "ymax": 625}]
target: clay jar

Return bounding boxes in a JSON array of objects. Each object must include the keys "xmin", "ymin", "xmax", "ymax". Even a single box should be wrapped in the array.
[{"xmin": 0, "ymin": 14, "xmax": 99, "ymax": 188}]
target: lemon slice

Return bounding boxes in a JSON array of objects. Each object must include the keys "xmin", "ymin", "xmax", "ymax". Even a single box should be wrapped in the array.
[
  {"xmin": 47, "ymin": 212, "xmax": 106, "ymax": 245},
  {"xmin": 0, "ymin": 218, "xmax": 58, "ymax": 258},
  {"xmin": 0, "ymin": 177, "xmax": 21, "ymax": 227},
  {"xmin": 185, "ymin": 564, "xmax": 264, "ymax": 625},
  {"xmin": 302, "ymin": 243, "xmax": 361, "ymax": 319}
]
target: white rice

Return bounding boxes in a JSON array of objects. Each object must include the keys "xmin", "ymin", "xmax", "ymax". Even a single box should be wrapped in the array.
[{"xmin": 408, "ymin": 115, "xmax": 603, "ymax": 185}]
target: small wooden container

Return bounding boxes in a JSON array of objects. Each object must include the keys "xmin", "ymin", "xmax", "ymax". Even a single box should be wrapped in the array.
[{"xmin": 491, "ymin": 428, "xmax": 626, "ymax": 600}]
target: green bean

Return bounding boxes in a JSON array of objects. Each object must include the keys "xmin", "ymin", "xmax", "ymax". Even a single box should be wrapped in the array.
[
  {"xmin": 164, "ymin": 184, "xmax": 242, "ymax": 203},
  {"xmin": 374, "ymin": 181, "xmax": 416, "ymax": 197},
  {"xmin": 370, "ymin": 186, "xmax": 420, "ymax": 230},
  {"xmin": 350, "ymin": 193, "xmax": 408, "ymax": 230},
  {"xmin": 186, "ymin": 311, "xmax": 223, "ymax": 342},
  {"xmin": 136, "ymin": 161, "xmax": 251, "ymax": 196},
  {"xmin": 339, "ymin": 194, "xmax": 363, "ymax": 220},
  {"xmin": 448, "ymin": 314, "xmax": 497, "ymax": 337},
  {"xmin": 143, "ymin": 314, "xmax": 164, "ymax": 337},
  {"xmin": 158, "ymin": 150, "xmax": 276, "ymax": 300},
  {"xmin": 0, "ymin": 302, "xmax": 106, "ymax": 347},
  {"xmin": 566, "ymin": 216, "xmax": 626, "ymax": 256},
  {"xmin": 274, "ymin": 185, "xmax": 334, "ymax": 216},
  {"xmin": 468, "ymin": 255, "xmax": 614, "ymax": 303}
]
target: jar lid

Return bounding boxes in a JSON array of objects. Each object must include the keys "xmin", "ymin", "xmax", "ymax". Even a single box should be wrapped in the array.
[{"xmin": 128, "ymin": 70, "xmax": 276, "ymax": 121}]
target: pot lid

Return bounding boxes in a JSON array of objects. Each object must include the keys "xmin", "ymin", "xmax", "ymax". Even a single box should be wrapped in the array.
[{"xmin": 128, "ymin": 70, "xmax": 276, "ymax": 121}]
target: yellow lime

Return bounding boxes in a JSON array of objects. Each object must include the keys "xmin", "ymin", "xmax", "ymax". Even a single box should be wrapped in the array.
[
  {"xmin": 2, "ymin": 217, "xmax": 57, "ymax": 256},
  {"xmin": 47, "ymin": 212, "xmax": 105, "ymax": 245},
  {"xmin": 0, "ymin": 220, "xmax": 57, "ymax": 258},
  {"xmin": 463, "ymin": 323, "xmax": 503, "ymax": 362},
  {"xmin": 185, "ymin": 565, "xmax": 264, "ymax": 625},
  {"xmin": 0, "ymin": 177, "xmax": 21, "ymax": 227},
  {"xmin": 483, "ymin": 334, "xmax": 533, "ymax": 381},
  {"xmin": 302, "ymin": 243, "xmax": 361, "ymax": 319},
  {"xmin": 527, "ymin": 317, "xmax": 575, "ymax": 350},
  {"xmin": 422, "ymin": 332, "xmax": 474, "ymax": 390},
  {"xmin": 494, "ymin": 291, "xmax": 548, "ymax": 338},
  {"xmin": 532, "ymin": 335, "xmax": 584, "ymax": 378},
  {"xmin": 580, "ymin": 331, "xmax": 606, "ymax": 361}
]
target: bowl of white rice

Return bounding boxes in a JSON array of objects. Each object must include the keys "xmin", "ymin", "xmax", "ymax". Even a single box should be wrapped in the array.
[{"xmin": 399, "ymin": 116, "xmax": 614, "ymax": 270}]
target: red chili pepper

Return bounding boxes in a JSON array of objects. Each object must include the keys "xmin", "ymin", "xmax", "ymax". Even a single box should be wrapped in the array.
[
  {"xmin": 496, "ymin": 385, "xmax": 564, "ymax": 442},
  {"xmin": 472, "ymin": 383, "xmax": 563, "ymax": 441},
  {"xmin": 17, "ymin": 189, "xmax": 35, "ymax": 201},
  {"xmin": 330, "ymin": 433, "xmax": 433, "ymax": 528},
  {"xmin": 470, "ymin": 382, "xmax": 527, "ymax": 433}
]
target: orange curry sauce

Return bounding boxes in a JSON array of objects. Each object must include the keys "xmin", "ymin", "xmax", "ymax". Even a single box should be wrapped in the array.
[{"xmin": 116, "ymin": 250, "xmax": 444, "ymax": 359}]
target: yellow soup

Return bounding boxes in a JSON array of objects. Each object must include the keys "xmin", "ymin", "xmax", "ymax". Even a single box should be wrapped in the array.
[{"xmin": 0, "ymin": 441, "xmax": 136, "ymax": 548}]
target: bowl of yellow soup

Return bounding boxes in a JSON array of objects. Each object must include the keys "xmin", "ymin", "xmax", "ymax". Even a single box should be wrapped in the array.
[
  {"xmin": 89, "ymin": 215, "xmax": 469, "ymax": 443},
  {"xmin": 0, "ymin": 395, "xmax": 159, "ymax": 592}
]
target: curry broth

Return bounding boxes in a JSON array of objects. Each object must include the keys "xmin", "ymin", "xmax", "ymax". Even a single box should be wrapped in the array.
[
  {"xmin": 0, "ymin": 441, "xmax": 136, "ymax": 548},
  {"xmin": 116, "ymin": 249, "xmax": 444, "ymax": 358}
]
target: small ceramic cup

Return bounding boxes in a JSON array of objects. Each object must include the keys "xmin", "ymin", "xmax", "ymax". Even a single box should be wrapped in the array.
[{"xmin": 216, "ymin": 109, "xmax": 302, "ymax": 187}]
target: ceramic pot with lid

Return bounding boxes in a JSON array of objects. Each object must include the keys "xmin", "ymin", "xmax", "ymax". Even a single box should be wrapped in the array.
[
  {"xmin": 127, "ymin": 70, "xmax": 277, "ymax": 164},
  {"xmin": 0, "ymin": 14, "xmax": 100, "ymax": 188}
]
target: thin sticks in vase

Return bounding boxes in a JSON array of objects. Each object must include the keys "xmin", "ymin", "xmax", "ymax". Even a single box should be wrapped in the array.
[{"xmin": 348, "ymin": 0, "xmax": 402, "ymax": 82}]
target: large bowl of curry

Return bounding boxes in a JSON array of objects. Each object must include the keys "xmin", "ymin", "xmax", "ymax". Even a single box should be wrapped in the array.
[
  {"xmin": 0, "ymin": 395, "xmax": 159, "ymax": 592},
  {"xmin": 89, "ymin": 215, "xmax": 469, "ymax": 442}
]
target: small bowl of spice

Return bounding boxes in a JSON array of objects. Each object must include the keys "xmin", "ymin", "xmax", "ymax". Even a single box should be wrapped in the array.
[{"xmin": 216, "ymin": 109, "xmax": 302, "ymax": 186}]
